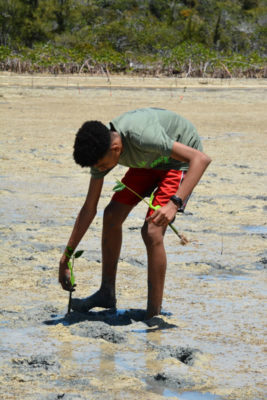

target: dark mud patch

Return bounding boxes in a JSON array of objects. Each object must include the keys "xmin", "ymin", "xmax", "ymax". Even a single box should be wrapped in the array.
[
  {"xmin": 149, "ymin": 343, "xmax": 200, "ymax": 366},
  {"xmin": 145, "ymin": 372, "xmax": 195, "ymax": 395},
  {"xmin": 44, "ymin": 394, "xmax": 90, "ymax": 400},
  {"xmin": 145, "ymin": 373, "xmax": 224, "ymax": 399},
  {"xmin": 12, "ymin": 355, "xmax": 60, "ymax": 372},
  {"xmin": 158, "ymin": 345, "xmax": 199, "ymax": 366},
  {"xmin": 70, "ymin": 320, "xmax": 127, "ymax": 344},
  {"xmin": 153, "ymin": 372, "xmax": 192, "ymax": 387},
  {"xmin": 255, "ymin": 195, "xmax": 267, "ymax": 201},
  {"xmin": 27, "ymin": 393, "xmax": 89, "ymax": 400},
  {"xmin": 255, "ymin": 255, "xmax": 267, "ymax": 270}
]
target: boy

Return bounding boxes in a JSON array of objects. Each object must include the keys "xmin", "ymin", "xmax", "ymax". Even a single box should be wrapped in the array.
[{"xmin": 59, "ymin": 108, "xmax": 211, "ymax": 318}]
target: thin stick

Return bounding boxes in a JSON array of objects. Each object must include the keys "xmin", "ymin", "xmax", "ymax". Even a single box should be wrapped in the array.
[
  {"xmin": 124, "ymin": 185, "xmax": 150, "ymax": 206},
  {"xmin": 123, "ymin": 182, "xmax": 188, "ymax": 244},
  {"xmin": 68, "ymin": 291, "xmax": 72, "ymax": 314}
]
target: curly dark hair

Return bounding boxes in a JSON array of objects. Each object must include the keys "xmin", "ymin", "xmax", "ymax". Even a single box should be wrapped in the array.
[{"xmin": 73, "ymin": 121, "xmax": 111, "ymax": 167}]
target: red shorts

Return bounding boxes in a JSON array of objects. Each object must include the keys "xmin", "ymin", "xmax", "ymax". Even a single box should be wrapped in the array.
[{"xmin": 112, "ymin": 168, "xmax": 188, "ymax": 217}]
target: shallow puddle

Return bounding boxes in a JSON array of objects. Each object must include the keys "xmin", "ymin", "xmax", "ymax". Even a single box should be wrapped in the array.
[
  {"xmin": 166, "ymin": 390, "xmax": 223, "ymax": 400},
  {"xmin": 242, "ymin": 225, "xmax": 267, "ymax": 235},
  {"xmin": 158, "ymin": 389, "xmax": 223, "ymax": 399}
]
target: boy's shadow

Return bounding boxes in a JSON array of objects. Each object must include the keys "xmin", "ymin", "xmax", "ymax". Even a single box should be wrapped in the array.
[{"xmin": 43, "ymin": 308, "xmax": 177, "ymax": 331}]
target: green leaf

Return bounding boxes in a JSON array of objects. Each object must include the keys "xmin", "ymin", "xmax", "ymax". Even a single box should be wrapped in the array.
[
  {"xmin": 67, "ymin": 260, "xmax": 75, "ymax": 286},
  {"xmin": 70, "ymin": 273, "xmax": 75, "ymax": 286},
  {"xmin": 67, "ymin": 260, "xmax": 73, "ymax": 273},
  {"xmin": 112, "ymin": 180, "xmax": 126, "ymax": 192},
  {"xmin": 74, "ymin": 250, "xmax": 84, "ymax": 258},
  {"xmin": 66, "ymin": 246, "xmax": 74, "ymax": 258}
]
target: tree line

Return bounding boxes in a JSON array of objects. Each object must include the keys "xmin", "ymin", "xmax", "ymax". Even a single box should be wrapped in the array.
[{"xmin": 0, "ymin": 0, "xmax": 266, "ymax": 77}]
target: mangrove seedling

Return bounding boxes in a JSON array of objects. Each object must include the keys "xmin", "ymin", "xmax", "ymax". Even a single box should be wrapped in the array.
[
  {"xmin": 113, "ymin": 180, "xmax": 188, "ymax": 245},
  {"xmin": 65, "ymin": 246, "xmax": 84, "ymax": 313}
]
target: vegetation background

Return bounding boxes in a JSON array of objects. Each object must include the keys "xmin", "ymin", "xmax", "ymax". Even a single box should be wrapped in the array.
[{"xmin": 0, "ymin": 0, "xmax": 266, "ymax": 77}]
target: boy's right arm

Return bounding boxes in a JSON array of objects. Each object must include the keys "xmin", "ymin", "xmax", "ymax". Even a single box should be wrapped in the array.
[{"xmin": 59, "ymin": 176, "xmax": 104, "ymax": 291}]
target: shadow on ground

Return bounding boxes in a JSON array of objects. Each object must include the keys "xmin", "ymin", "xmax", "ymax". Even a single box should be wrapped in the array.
[{"xmin": 43, "ymin": 308, "xmax": 177, "ymax": 331}]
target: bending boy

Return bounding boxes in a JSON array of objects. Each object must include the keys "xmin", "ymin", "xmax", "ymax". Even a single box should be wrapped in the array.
[{"xmin": 58, "ymin": 108, "xmax": 211, "ymax": 318}]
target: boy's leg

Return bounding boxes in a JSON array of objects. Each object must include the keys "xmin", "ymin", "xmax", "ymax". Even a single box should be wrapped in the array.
[
  {"xmin": 141, "ymin": 169, "xmax": 187, "ymax": 318},
  {"xmin": 71, "ymin": 201, "xmax": 133, "ymax": 312},
  {"xmin": 100, "ymin": 200, "xmax": 134, "ymax": 298},
  {"xmin": 141, "ymin": 222, "xmax": 167, "ymax": 318}
]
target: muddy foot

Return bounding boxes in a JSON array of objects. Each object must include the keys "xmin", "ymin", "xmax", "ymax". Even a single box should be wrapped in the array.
[
  {"xmin": 71, "ymin": 290, "xmax": 116, "ymax": 312},
  {"xmin": 145, "ymin": 316, "xmax": 176, "ymax": 329}
]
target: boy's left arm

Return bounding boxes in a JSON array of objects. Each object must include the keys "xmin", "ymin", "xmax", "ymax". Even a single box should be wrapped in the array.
[{"xmin": 146, "ymin": 142, "xmax": 211, "ymax": 226}]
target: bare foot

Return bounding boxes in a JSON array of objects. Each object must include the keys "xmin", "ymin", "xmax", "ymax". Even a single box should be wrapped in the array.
[
  {"xmin": 146, "ymin": 306, "xmax": 161, "ymax": 320},
  {"xmin": 71, "ymin": 289, "xmax": 116, "ymax": 312}
]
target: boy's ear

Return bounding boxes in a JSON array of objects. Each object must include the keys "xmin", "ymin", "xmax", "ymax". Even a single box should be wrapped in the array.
[{"xmin": 111, "ymin": 142, "xmax": 120, "ymax": 153}]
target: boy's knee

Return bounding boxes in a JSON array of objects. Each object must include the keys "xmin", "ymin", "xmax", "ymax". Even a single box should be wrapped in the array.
[
  {"xmin": 103, "ymin": 202, "xmax": 126, "ymax": 227},
  {"xmin": 103, "ymin": 203, "xmax": 117, "ymax": 225},
  {"xmin": 141, "ymin": 223, "xmax": 164, "ymax": 247}
]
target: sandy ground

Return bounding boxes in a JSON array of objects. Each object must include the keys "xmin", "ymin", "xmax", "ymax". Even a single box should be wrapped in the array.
[{"xmin": 0, "ymin": 73, "xmax": 266, "ymax": 400}]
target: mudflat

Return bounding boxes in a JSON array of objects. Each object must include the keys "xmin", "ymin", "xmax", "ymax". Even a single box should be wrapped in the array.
[{"xmin": 0, "ymin": 73, "xmax": 266, "ymax": 400}]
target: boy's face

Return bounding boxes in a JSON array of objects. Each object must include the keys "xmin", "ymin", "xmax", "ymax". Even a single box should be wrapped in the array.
[{"xmin": 94, "ymin": 148, "xmax": 120, "ymax": 172}]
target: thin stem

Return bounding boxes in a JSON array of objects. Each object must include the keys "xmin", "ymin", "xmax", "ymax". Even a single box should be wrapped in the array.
[
  {"xmin": 68, "ymin": 291, "xmax": 72, "ymax": 314},
  {"xmin": 123, "ymin": 184, "xmax": 150, "ymax": 207},
  {"xmin": 122, "ymin": 182, "xmax": 184, "ymax": 241},
  {"xmin": 168, "ymin": 221, "xmax": 182, "ymax": 239},
  {"xmin": 67, "ymin": 255, "xmax": 75, "ymax": 314}
]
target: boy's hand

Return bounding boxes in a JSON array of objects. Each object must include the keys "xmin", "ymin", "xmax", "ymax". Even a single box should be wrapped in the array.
[
  {"xmin": 146, "ymin": 202, "xmax": 177, "ymax": 226},
  {"xmin": 59, "ymin": 256, "xmax": 75, "ymax": 292}
]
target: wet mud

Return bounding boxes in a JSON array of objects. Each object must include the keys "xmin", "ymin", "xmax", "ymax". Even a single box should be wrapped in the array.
[{"xmin": 0, "ymin": 74, "xmax": 266, "ymax": 399}]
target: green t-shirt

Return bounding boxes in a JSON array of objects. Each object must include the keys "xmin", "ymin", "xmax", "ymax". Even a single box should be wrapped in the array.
[{"xmin": 91, "ymin": 108, "xmax": 203, "ymax": 179}]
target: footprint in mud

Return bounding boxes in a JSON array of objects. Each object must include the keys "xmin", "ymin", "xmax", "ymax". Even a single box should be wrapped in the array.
[
  {"xmin": 148, "ymin": 343, "xmax": 199, "ymax": 366},
  {"xmin": 156, "ymin": 345, "xmax": 200, "ymax": 366},
  {"xmin": 70, "ymin": 320, "xmax": 127, "ymax": 344}
]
